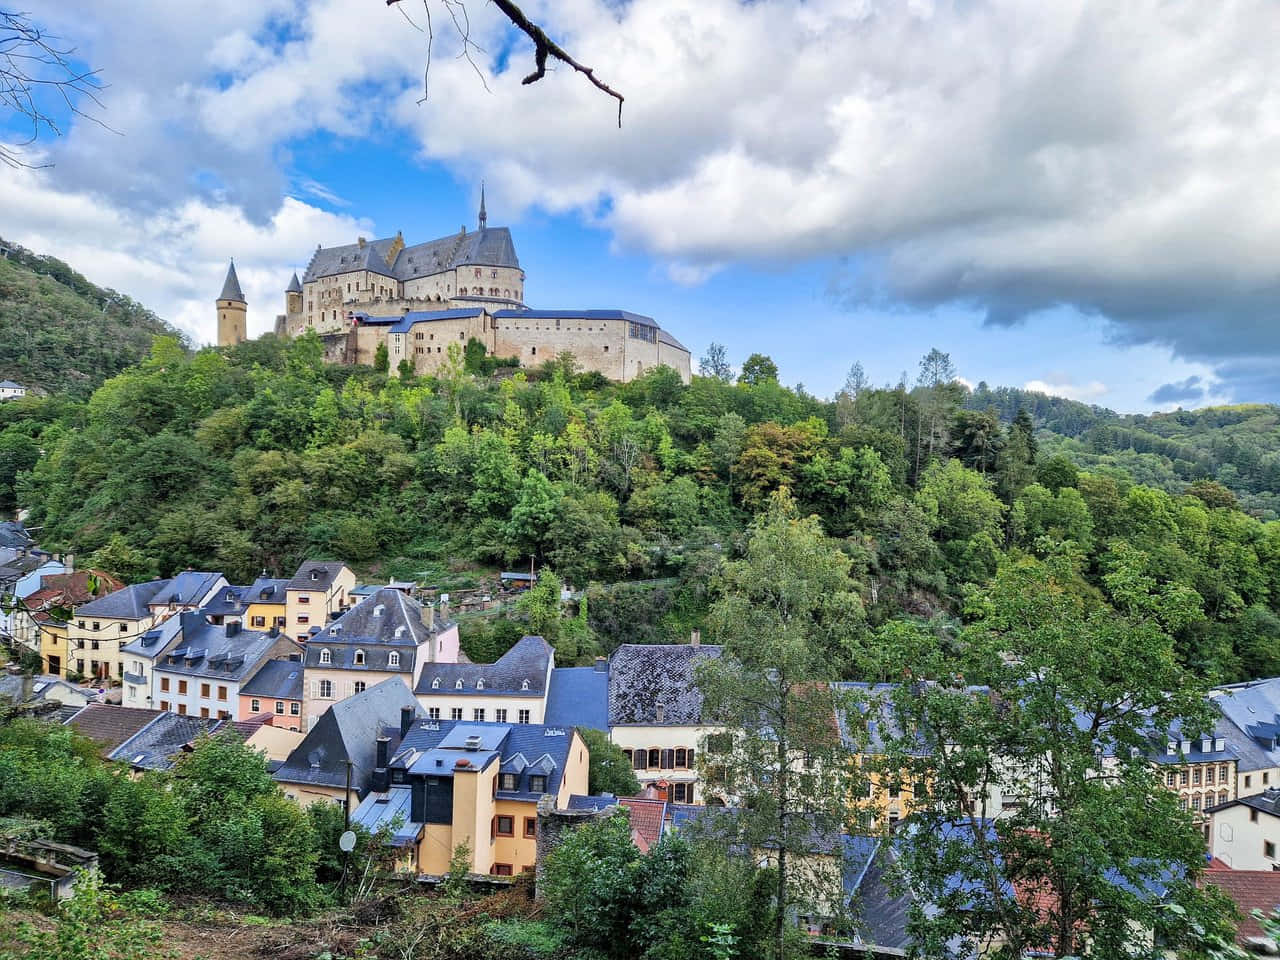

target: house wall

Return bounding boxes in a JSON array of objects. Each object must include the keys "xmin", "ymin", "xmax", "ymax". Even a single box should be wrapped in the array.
[
  {"xmin": 1238, "ymin": 766, "xmax": 1280, "ymax": 798},
  {"xmin": 413, "ymin": 692, "xmax": 547, "ymax": 724},
  {"xmin": 33, "ymin": 620, "xmax": 68, "ymax": 674},
  {"xmin": 1157, "ymin": 757, "xmax": 1237, "ymax": 816},
  {"xmin": 238, "ymin": 692, "xmax": 303, "ymax": 730},
  {"xmin": 65, "ymin": 613, "xmax": 157, "ymax": 681},
  {"xmin": 558, "ymin": 730, "xmax": 591, "ymax": 806},
  {"xmin": 284, "ymin": 567, "xmax": 356, "ymax": 643},
  {"xmin": 492, "ymin": 798, "xmax": 539, "ymax": 875},
  {"xmin": 243, "ymin": 601, "xmax": 287, "ymax": 631},
  {"xmin": 451, "ymin": 764, "xmax": 498, "ymax": 875},
  {"xmin": 303, "ymin": 669, "xmax": 408, "ymax": 731},
  {"xmin": 611, "ymin": 724, "xmax": 709, "ymax": 804},
  {"xmin": 1210, "ymin": 805, "xmax": 1280, "ymax": 871},
  {"xmin": 278, "ymin": 780, "xmax": 349, "ymax": 809}
]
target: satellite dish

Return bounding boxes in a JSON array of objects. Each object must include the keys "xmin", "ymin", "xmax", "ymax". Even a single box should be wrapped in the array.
[{"xmin": 339, "ymin": 830, "xmax": 357, "ymax": 853}]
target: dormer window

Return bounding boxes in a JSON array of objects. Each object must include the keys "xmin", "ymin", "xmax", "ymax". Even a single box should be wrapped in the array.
[
  {"xmin": 529, "ymin": 775, "xmax": 547, "ymax": 794},
  {"xmin": 521, "ymin": 679, "xmax": 529, "ymax": 691},
  {"xmin": 1201, "ymin": 738, "xmax": 1212, "ymax": 753},
  {"xmin": 310, "ymin": 570, "xmax": 320, "ymax": 581},
  {"xmin": 455, "ymin": 679, "xmax": 463, "ymax": 689},
  {"xmin": 656, "ymin": 703, "xmax": 666, "ymax": 723},
  {"xmin": 373, "ymin": 604, "xmax": 385, "ymax": 617},
  {"xmin": 477, "ymin": 679, "xmax": 484, "ymax": 691},
  {"xmin": 329, "ymin": 626, "xmax": 340, "ymax": 636},
  {"xmin": 432, "ymin": 677, "xmax": 440, "ymax": 689},
  {"xmin": 1166, "ymin": 742, "xmax": 1177, "ymax": 756},
  {"xmin": 388, "ymin": 651, "xmax": 400, "ymax": 668},
  {"xmin": 319, "ymin": 648, "xmax": 332, "ymax": 665},
  {"xmin": 354, "ymin": 649, "xmax": 365, "ymax": 666},
  {"xmin": 394, "ymin": 626, "xmax": 406, "ymax": 639}
]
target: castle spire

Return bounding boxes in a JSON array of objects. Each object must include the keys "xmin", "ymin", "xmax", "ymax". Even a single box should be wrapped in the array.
[
  {"xmin": 219, "ymin": 259, "xmax": 246, "ymax": 303},
  {"xmin": 478, "ymin": 182, "xmax": 487, "ymax": 230}
]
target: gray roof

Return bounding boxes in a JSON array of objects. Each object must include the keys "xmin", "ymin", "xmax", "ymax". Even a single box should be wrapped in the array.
[
  {"xmin": 0, "ymin": 522, "xmax": 34, "ymax": 550},
  {"xmin": 0, "ymin": 380, "xmax": 24, "ymax": 390},
  {"xmin": 199, "ymin": 584, "xmax": 249, "ymax": 617},
  {"xmin": 247, "ymin": 576, "xmax": 289, "ymax": 604},
  {"xmin": 109, "ymin": 713, "xmax": 222, "ymax": 771},
  {"xmin": 544, "ymin": 666, "xmax": 609, "ymax": 731},
  {"xmin": 286, "ymin": 560, "xmax": 349, "ymax": 592},
  {"xmin": 304, "ymin": 588, "xmax": 445, "ymax": 673},
  {"xmin": 154, "ymin": 613, "xmax": 295, "ymax": 682},
  {"xmin": 414, "ymin": 635, "xmax": 551, "ymax": 697},
  {"xmin": 241, "ymin": 658, "xmax": 304, "ymax": 700},
  {"xmin": 286, "ymin": 272, "xmax": 302, "ymax": 293},
  {"xmin": 608, "ymin": 643, "xmax": 721, "ymax": 726},
  {"xmin": 120, "ymin": 613, "xmax": 183, "ymax": 659},
  {"xmin": 0, "ymin": 674, "xmax": 87, "ymax": 707},
  {"xmin": 301, "ymin": 226, "xmax": 520, "ymax": 284},
  {"xmin": 76, "ymin": 579, "xmax": 170, "ymax": 619},
  {"xmin": 1209, "ymin": 787, "xmax": 1280, "ymax": 817},
  {"xmin": 150, "ymin": 571, "xmax": 225, "ymax": 608},
  {"xmin": 849, "ymin": 840, "xmax": 912, "ymax": 953},
  {"xmin": 1212, "ymin": 678, "xmax": 1280, "ymax": 773},
  {"xmin": 219, "ymin": 260, "xmax": 245, "ymax": 302},
  {"xmin": 274, "ymin": 677, "xmax": 420, "ymax": 790}
]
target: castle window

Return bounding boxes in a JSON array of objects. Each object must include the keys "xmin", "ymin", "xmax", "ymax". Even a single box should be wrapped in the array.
[{"xmin": 530, "ymin": 347, "xmax": 536, "ymax": 356}]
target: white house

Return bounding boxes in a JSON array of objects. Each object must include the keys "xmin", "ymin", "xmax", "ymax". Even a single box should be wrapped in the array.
[
  {"xmin": 1209, "ymin": 788, "xmax": 1280, "ymax": 870},
  {"xmin": 0, "ymin": 380, "xmax": 26, "ymax": 401}
]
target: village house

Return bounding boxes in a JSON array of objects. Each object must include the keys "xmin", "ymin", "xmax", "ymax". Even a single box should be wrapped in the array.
[
  {"xmin": 0, "ymin": 553, "xmax": 68, "ymax": 646},
  {"xmin": 274, "ymin": 676, "xmax": 421, "ymax": 809},
  {"xmin": 303, "ymin": 587, "xmax": 458, "ymax": 731},
  {"xmin": 152, "ymin": 613, "xmax": 299, "ymax": 720},
  {"xmin": 65, "ymin": 572, "xmax": 226, "ymax": 682},
  {"xmin": 1208, "ymin": 787, "xmax": 1280, "ymax": 871},
  {"xmin": 607, "ymin": 642, "xmax": 721, "ymax": 805},
  {"xmin": 239, "ymin": 658, "xmax": 305, "ymax": 730},
  {"xmin": 118, "ymin": 614, "xmax": 184, "ymax": 710},
  {"xmin": 413, "ymin": 634, "xmax": 551, "ymax": 726},
  {"xmin": 10, "ymin": 571, "xmax": 120, "ymax": 676},
  {"xmin": 1152, "ymin": 725, "xmax": 1238, "ymax": 823},
  {"xmin": 350, "ymin": 716, "xmax": 590, "ymax": 877},
  {"xmin": 284, "ymin": 561, "xmax": 356, "ymax": 643},
  {"xmin": 0, "ymin": 380, "xmax": 26, "ymax": 401},
  {"xmin": 1210, "ymin": 677, "xmax": 1280, "ymax": 799}
]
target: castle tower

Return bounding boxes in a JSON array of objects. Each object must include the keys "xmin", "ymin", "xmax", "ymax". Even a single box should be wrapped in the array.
[
  {"xmin": 478, "ymin": 182, "xmax": 487, "ymax": 230},
  {"xmin": 285, "ymin": 271, "xmax": 302, "ymax": 317},
  {"xmin": 216, "ymin": 260, "xmax": 247, "ymax": 347}
]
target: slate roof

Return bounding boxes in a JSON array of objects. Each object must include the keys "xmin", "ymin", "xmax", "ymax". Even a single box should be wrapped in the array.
[
  {"xmin": 155, "ymin": 613, "xmax": 293, "ymax": 682},
  {"xmin": 286, "ymin": 272, "xmax": 302, "ymax": 293},
  {"xmin": 76, "ymin": 579, "xmax": 170, "ymax": 619},
  {"xmin": 274, "ymin": 677, "xmax": 420, "ymax": 791},
  {"xmin": 201, "ymin": 584, "xmax": 250, "ymax": 618},
  {"xmin": 150, "ymin": 571, "xmax": 224, "ymax": 608},
  {"xmin": 1212, "ymin": 678, "xmax": 1280, "ymax": 773},
  {"xmin": 65, "ymin": 704, "xmax": 164, "ymax": 751},
  {"xmin": 109, "ymin": 712, "xmax": 222, "ymax": 771},
  {"xmin": 241, "ymin": 659, "xmax": 303, "ymax": 700},
  {"xmin": 386, "ymin": 308, "xmax": 486, "ymax": 334},
  {"xmin": 544, "ymin": 666, "xmax": 609, "ymax": 731},
  {"xmin": 305, "ymin": 588, "xmax": 445, "ymax": 673},
  {"xmin": 608, "ymin": 643, "xmax": 722, "ymax": 726},
  {"xmin": 219, "ymin": 261, "xmax": 245, "ymax": 302},
  {"xmin": 415, "ymin": 635, "xmax": 551, "ymax": 697},
  {"xmin": 1208, "ymin": 786, "xmax": 1280, "ymax": 817},
  {"xmin": 286, "ymin": 560, "xmax": 348, "ymax": 592},
  {"xmin": 246, "ymin": 576, "xmax": 289, "ymax": 604},
  {"xmin": 119, "ymin": 613, "xmax": 183, "ymax": 659},
  {"xmin": 0, "ymin": 380, "xmax": 23, "ymax": 391},
  {"xmin": 492, "ymin": 308, "xmax": 657, "ymax": 328},
  {"xmin": 351, "ymin": 785, "xmax": 420, "ymax": 846},
  {"xmin": 301, "ymin": 226, "xmax": 520, "ymax": 284},
  {"xmin": 0, "ymin": 522, "xmax": 33, "ymax": 549}
]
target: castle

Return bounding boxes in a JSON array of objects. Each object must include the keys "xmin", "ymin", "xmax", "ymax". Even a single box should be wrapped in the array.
[{"xmin": 215, "ymin": 191, "xmax": 691, "ymax": 383}]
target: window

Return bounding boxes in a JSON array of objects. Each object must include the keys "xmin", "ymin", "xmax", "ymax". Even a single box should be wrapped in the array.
[
  {"xmin": 218, "ymin": 710, "xmax": 230, "ymax": 720},
  {"xmin": 1247, "ymin": 775, "xmax": 1254, "ymax": 789},
  {"xmin": 529, "ymin": 775, "xmax": 547, "ymax": 794},
  {"xmin": 491, "ymin": 863, "xmax": 513, "ymax": 877},
  {"xmin": 474, "ymin": 708, "xmax": 486, "ymax": 722},
  {"xmin": 251, "ymin": 699, "xmax": 261, "ymax": 713},
  {"xmin": 217, "ymin": 686, "xmax": 227, "ymax": 701},
  {"xmin": 1253, "ymin": 809, "xmax": 1260, "ymax": 823},
  {"xmin": 1207, "ymin": 767, "xmax": 1216, "ymax": 785},
  {"xmin": 432, "ymin": 677, "xmax": 440, "ymax": 689},
  {"xmin": 495, "ymin": 709, "xmax": 507, "ymax": 722},
  {"xmin": 673, "ymin": 782, "xmax": 693, "ymax": 803},
  {"xmin": 1191, "ymin": 795, "xmax": 1201, "ymax": 810},
  {"xmin": 200, "ymin": 683, "xmax": 210, "ymax": 698},
  {"xmin": 120, "ymin": 623, "xmax": 128, "ymax": 633},
  {"xmin": 1267, "ymin": 841, "xmax": 1276, "ymax": 860},
  {"xmin": 455, "ymin": 679, "xmax": 463, "ymax": 690},
  {"xmin": 648, "ymin": 748, "xmax": 661, "ymax": 769},
  {"xmin": 177, "ymin": 703, "xmax": 187, "ymax": 715},
  {"xmin": 200, "ymin": 707, "xmax": 210, "ymax": 718},
  {"xmin": 1221, "ymin": 764, "xmax": 1230, "ymax": 780},
  {"xmin": 354, "ymin": 681, "xmax": 366, "ymax": 694},
  {"xmin": 388, "ymin": 652, "xmax": 400, "ymax": 667},
  {"xmin": 518, "ymin": 709, "xmax": 530, "ymax": 724},
  {"xmin": 496, "ymin": 816, "xmax": 514, "ymax": 837},
  {"xmin": 1180, "ymin": 770, "xmax": 1189, "ymax": 786},
  {"xmin": 159, "ymin": 700, "xmax": 169, "ymax": 711},
  {"xmin": 1165, "ymin": 771, "xmax": 1176, "ymax": 787},
  {"xmin": 499, "ymin": 773, "xmax": 518, "ymax": 791},
  {"xmin": 290, "ymin": 702, "xmax": 300, "ymax": 715},
  {"xmin": 275, "ymin": 700, "xmax": 284, "ymax": 714},
  {"xmin": 178, "ymin": 680, "xmax": 188, "ymax": 695},
  {"xmin": 92, "ymin": 622, "xmax": 100, "ymax": 630},
  {"xmin": 299, "ymin": 595, "xmax": 310, "ymax": 604},
  {"xmin": 524, "ymin": 817, "xmax": 537, "ymax": 838},
  {"xmin": 319, "ymin": 679, "xmax": 334, "ymax": 699},
  {"xmin": 319, "ymin": 648, "xmax": 332, "ymax": 665},
  {"xmin": 354, "ymin": 649, "xmax": 365, "ymax": 665},
  {"xmin": 632, "ymin": 750, "xmax": 646, "ymax": 771},
  {"xmin": 160, "ymin": 677, "xmax": 170, "ymax": 692},
  {"xmin": 477, "ymin": 679, "xmax": 484, "ymax": 691},
  {"xmin": 451, "ymin": 708, "xmax": 463, "ymax": 721},
  {"xmin": 251, "ymin": 616, "xmax": 265, "ymax": 627},
  {"xmin": 298, "ymin": 615, "xmax": 310, "ymax": 625},
  {"xmin": 521, "ymin": 679, "xmax": 529, "ymax": 691},
  {"xmin": 428, "ymin": 707, "xmax": 440, "ymax": 720}
]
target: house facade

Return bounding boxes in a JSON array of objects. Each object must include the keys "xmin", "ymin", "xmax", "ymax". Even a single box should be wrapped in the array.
[
  {"xmin": 0, "ymin": 380, "xmax": 26, "ymax": 401},
  {"xmin": 119, "ymin": 615, "xmax": 184, "ymax": 710},
  {"xmin": 284, "ymin": 561, "xmax": 356, "ymax": 643},
  {"xmin": 239, "ymin": 658, "xmax": 304, "ymax": 730},
  {"xmin": 1209, "ymin": 788, "xmax": 1280, "ymax": 871},
  {"xmin": 413, "ymin": 634, "xmax": 551, "ymax": 725}
]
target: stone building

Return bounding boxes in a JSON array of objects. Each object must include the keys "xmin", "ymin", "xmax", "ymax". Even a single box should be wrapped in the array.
[{"xmin": 218, "ymin": 191, "xmax": 691, "ymax": 382}]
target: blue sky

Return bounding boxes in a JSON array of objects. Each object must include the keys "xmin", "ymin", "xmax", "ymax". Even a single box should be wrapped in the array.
[{"xmin": 2, "ymin": 0, "xmax": 1276, "ymax": 412}]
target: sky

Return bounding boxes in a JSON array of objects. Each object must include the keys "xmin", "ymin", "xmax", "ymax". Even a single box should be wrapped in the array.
[{"xmin": 3, "ymin": 0, "xmax": 1279, "ymax": 413}]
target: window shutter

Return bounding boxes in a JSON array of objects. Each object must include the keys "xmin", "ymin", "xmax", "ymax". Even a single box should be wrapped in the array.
[
  {"xmin": 687, "ymin": 748, "xmax": 695, "ymax": 768},
  {"xmin": 309, "ymin": 680, "xmax": 318, "ymax": 699},
  {"xmin": 490, "ymin": 816, "xmax": 496, "ymax": 842},
  {"xmin": 661, "ymin": 749, "xmax": 675, "ymax": 770},
  {"xmin": 632, "ymin": 750, "xmax": 645, "ymax": 771}
]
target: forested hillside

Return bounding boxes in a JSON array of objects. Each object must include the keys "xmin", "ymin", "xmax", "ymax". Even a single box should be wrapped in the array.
[
  {"xmin": 3, "ymin": 335, "xmax": 1279, "ymax": 683},
  {"xmin": 0, "ymin": 238, "xmax": 180, "ymax": 395}
]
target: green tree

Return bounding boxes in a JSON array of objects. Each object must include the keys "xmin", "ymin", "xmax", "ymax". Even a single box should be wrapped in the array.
[
  {"xmin": 1036, "ymin": 453, "xmax": 1079, "ymax": 492},
  {"xmin": 373, "ymin": 340, "xmax": 389, "ymax": 373},
  {"xmin": 541, "ymin": 813, "xmax": 640, "ymax": 950},
  {"xmin": 737, "ymin": 353, "xmax": 779, "ymax": 386},
  {"xmin": 397, "ymin": 356, "xmax": 414, "ymax": 382},
  {"xmin": 698, "ymin": 342, "xmax": 733, "ymax": 382},
  {"xmin": 698, "ymin": 490, "xmax": 863, "ymax": 958},
  {"xmin": 579, "ymin": 726, "xmax": 641, "ymax": 796}
]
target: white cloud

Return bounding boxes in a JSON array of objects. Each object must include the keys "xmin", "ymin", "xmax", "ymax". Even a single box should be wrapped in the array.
[{"xmin": 1023, "ymin": 376, "xmax": 1110, "ymax": 404}]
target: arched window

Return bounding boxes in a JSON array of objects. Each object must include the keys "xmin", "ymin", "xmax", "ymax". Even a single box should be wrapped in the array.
[
  {"xmin": 455, "ymin": 679, "xmax": 463, "ymax": 689},
  {"xmin": 353, "ymin": 649, "xmax": 365, "ymax": 666},
  {"xmin": 521, "ymin": 679, "xmax": 530, "ymax": 691},
  {"xmin": 319, "ymin": 679, "xmax": 333, "ymax": 699},
  {"xmin": 319, "ymin": 648, "xmax": 332, "ymax": 665},
  {"xmin": 477, "ymin": 679, "xmax": 485, "ymax": 690},
  {"xmin": 388, "ymin": 651, "xmax": 400, "ymax": 668},
  {"xmin": 647, "ymin": 748, "xmax": 661, "ymax": 769},
  {"xmin": 432, "ymin": 677, "xmax": 440, "ymax": 689}
]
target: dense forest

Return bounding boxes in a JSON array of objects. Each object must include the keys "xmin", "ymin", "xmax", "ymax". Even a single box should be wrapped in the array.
[
  {"xmin": 1, "ymin": 331, "xmax": 1278, "ymax": 683},
  {"xmin": 0, "ymin": 239, "xmax": 180, "ymax": 395}
]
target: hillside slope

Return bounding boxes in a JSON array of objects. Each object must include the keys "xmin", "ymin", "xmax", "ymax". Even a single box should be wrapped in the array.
[{"xmin": 0, "ymin": 238, "xmax": 181, "ymax": 395}]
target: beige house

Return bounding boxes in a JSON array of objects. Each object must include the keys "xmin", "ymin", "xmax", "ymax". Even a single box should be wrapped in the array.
[
  {"xmin": 607, "ymin": 642, "xmax": 721, "ymax": 805},
  {"xmin": 414, "ymin": 634, "xmax": 552, "ymax": 725},
  {"xmin": 302, "ymin": 587, "xmax": 459, "ymax": 731},
  {"xmin": 66, "ymin": 572, "xmax": 225, "ymax": 682},
  {"xmin": 284, "ymin": 561, "xmax": 356, "ymax": 644}
]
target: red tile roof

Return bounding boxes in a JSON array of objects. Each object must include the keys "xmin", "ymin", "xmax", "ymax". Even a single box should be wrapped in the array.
[
  {"xmin": 1202, "ymin": 869, "xmax": 1280, "ymax": 945},
  {"xmin": 620, "ymin": 797, "xmax": 667, "ymax": 853}
]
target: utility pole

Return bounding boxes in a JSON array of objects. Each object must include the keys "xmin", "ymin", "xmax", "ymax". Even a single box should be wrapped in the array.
[{"xmin": 345, "ymin": 759, "xmax": 353, "ymax": 830}]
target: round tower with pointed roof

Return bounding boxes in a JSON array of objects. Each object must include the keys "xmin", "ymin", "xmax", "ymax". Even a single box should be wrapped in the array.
[
  {"xmin": 284, "ymin": 271, "xmax": 303, "ymax": 318},
  {"xmin": 216, "ymin": 259, "xmax": 247, "ymax": 346}
]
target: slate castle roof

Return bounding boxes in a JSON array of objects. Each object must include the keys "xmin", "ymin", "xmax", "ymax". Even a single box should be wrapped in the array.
[
  {"xmin": 414, "ymin": 635, "xmax": 551, "ymax": 698},
  {"xmin": 607, "ymin": 643, "xmax": 722, "ymax": 726},
  {"xmin": 304, "ymin": 588, "xmax": 444, "ymax": 674},
  {"xmin": 219, "ymin": 260, "xmax": 245, "ymax": 302},
  {"xmin": 274, "ymin": 677, "xmax": 420, "ymax": 790},
  {"xmin": 302, "ymin": 226, "xmax": 520, "ymax": 285},
  {"xmin": 241, "ymin": 659, "xmax": 304, "ymax": 701}
]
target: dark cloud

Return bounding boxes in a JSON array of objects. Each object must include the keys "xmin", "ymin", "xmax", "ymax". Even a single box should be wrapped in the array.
[{"xmin": 1148, "ymin": 376, "xmax": 1205, "ymax": 406}]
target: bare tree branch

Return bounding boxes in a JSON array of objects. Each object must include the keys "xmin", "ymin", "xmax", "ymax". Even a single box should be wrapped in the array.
[
  {"xmin": 0, "ymin": 10, "xmax": 114, "ymax": 168},
  {"xmin": 386, "ymin": 0, "xmax": 624, "ymax": 127}
]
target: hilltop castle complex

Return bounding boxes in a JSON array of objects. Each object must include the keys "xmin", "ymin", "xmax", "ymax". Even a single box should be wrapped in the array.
[{"xmin": 215, "ymin": 192, "xmax": 691, "ymax": 383}]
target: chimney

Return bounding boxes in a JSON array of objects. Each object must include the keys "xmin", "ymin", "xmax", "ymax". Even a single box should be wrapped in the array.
[
  {"xmin": 268, "ymin": 625, "xmax": 279, "ymax": 638},
  {"xmin": 226, "ymin": 620, "xmax": 241, "ymax": 638},
  {"xmin": 400, "ymin": 706, "xmax": 414, "ymax": 738},
  {"xmin": 376, "ymin": 735, "xmax": 390, "ymax": 769},
  {"xmin": 690, "ymin": 629, "xmax": 701, "ymax": 648},
  {"xmin": 594, "ymin": 656, "xmax": 607, "ymax": 673},
  {"xmin": 425, "ymin": 602, "xmax": 435, "ymax": 630}
]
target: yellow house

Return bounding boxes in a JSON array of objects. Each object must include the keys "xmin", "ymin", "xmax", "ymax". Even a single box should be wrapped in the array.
[
  {"xmin": 36, "ymin": 616, "xmax": 69, "ymax": 676},
  {"xmin": 242, "ymin": 577, "xmax": 290, "ymax": 631},
  {"xmin": 284, "ymin": 562, "xmax": 356, "ymax": 644},
  {"xmin": 352, "ymin": 717, "xmax": 590, "ymax": 877}
]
